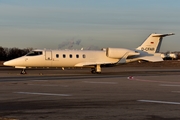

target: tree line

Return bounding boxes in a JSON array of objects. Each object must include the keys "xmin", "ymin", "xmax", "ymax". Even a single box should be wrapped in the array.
[{"xmin": 0, "ymin": 46, "xmax": 33, "ymax": 61}]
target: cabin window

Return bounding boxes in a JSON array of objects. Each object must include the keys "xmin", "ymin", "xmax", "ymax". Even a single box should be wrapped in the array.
[
  {"xmin": 56, "ymin": 54, "xmax": 59, "ymax": 58},
  {"xmin": 63, "ymin": 54, "xmax": 66, "ymax": 58},
  {"xmin": 26, "ymin": 51, "xmax": 43, "ymax": 56},
  {"xmin": 76, "ymin": 54, "xmax": 79, "ymax": 58},
  {"xmin": 69, "ymin": 54, "xmax": 72, "ymax": 58},
  {"xmin": 82, "ymin": 54, "xmax": 86, "ymax": 58}
]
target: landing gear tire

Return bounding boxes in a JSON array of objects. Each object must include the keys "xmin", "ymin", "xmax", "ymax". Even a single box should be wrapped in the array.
[
  {"xmin": 91, "ymin": 69, "xmax": 96, "ymax": 74},
  {"xmin": 21, "ymin": 69, "xmax": 27, "ymax": 74},
  {"xmin": 91, "ymin": 67, "xmax": 101, "ymax": 74},
  {"xmin": 91, "ymin": 70, "xmax": 101, "ymax": 74}
]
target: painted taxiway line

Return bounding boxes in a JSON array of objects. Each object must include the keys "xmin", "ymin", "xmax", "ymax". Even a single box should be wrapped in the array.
[
  {"xmin": 172, "ymin": 91, "xmax": 180, "ymax": 93},
  {"xmin": 138, "ymin": 100, "xmax": 180, "ymax": 105},
  {"xmin": 28, "ymin": 84, "xmax": 68, "ymax": 87},
  {"xmin": 128, "ymin": 76, "xmax": 180, "ymax": 84},
  {"xmin": 14, "ymin": 92, "xmax": 71, "ymax": 96},
  {"xmin": 33, "ymin": 80, "xmax": 48, "ymax": 82},
  {"xmin": 160, "ymin": 84, "xmax": 180, "ymax": 87},
  {"xmin": 83, "ymin": 81, "xmax": 117, "ymax": 84}
]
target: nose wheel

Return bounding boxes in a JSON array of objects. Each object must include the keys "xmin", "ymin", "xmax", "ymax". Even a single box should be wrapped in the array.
[{"xmin": 21, "ymin": 69, "xmax": 27, "ymax": 74}]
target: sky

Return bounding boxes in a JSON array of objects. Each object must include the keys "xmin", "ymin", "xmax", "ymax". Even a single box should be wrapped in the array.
[{"xmin": 0, "ymin": 0, "xmax": 180, "ymax": 52}]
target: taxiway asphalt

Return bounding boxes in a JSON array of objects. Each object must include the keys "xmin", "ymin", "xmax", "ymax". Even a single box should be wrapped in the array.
[{"xmin": 0, "ymin": 67, "xmax": 180, "ymax": 120}]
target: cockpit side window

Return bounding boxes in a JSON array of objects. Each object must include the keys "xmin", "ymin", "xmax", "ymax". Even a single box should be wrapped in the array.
[{"xmin": 26, "ymin": 51, "xmax": 43, "ymax": 56}]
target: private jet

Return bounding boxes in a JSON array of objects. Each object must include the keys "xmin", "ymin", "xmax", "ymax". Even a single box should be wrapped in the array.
[{"xmin": 3, "ymin": 33, "xmax": 174, "ymax": 74}]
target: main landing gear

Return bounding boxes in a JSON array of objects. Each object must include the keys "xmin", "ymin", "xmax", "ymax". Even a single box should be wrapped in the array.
[
  {"xmin": 21, "ymin": 69, "xmax": 27, "ymax": 74},
  {"xmin": 91, "ymin": 65, "xmax": 101, "ymax": 74}
]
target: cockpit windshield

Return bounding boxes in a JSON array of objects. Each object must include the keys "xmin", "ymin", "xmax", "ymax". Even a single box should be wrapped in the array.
[{"xmin": 26, "ymin": 51, "xmax": 43, "ymax": 56}]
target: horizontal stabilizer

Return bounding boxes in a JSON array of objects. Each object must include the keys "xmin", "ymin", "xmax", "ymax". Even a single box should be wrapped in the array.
[{"xmin": 153, "ymin": 33, "xmax": 174, "ymax": 37}]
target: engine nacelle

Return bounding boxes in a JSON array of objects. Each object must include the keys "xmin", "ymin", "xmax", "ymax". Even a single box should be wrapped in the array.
[{"xmin": 106, "ymin": 48, "xmax": 138, "ymax": 59}]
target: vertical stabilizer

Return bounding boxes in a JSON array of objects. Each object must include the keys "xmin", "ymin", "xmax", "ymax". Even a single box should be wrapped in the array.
[{"xmin": 136, "ymin": 33, "xmax": 174, "ymax": 54}]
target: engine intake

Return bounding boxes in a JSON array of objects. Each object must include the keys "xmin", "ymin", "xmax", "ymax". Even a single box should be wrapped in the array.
[{"xmin": 106, "ymin": 48, "xmax": 138, "ymax": 59}]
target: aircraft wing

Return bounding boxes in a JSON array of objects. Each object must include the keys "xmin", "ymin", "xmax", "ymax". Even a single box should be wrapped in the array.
[{"xmin": 75, "ymin": 62, "xmax": 113, "ymax": 67}]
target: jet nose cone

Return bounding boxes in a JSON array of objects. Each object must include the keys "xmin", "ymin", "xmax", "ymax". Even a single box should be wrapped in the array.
[
  {"xmin": 3, "ymin": 60, "xmax": 16, "ymax": 66},
  {"xmin": 3, "ymin": 61, "xmax": 7, "ymax": 66},
  {"xmin": 3, "ymin": 61, "xmax": 10, "ymax": 66},
  {"xmin": 3, "ymin": 57, "xmax": 25, "ymax": 67}
]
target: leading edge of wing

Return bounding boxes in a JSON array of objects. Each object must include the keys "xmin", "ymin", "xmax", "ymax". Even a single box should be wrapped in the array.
[{"xmin": 75, "ymin": 62, "xmax": 114, "ymax": 67}]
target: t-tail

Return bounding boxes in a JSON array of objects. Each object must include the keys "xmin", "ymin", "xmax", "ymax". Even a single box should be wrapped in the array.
[{"xmin": 136, "ymin": 33, "xmax": 174, "ymax": 54}]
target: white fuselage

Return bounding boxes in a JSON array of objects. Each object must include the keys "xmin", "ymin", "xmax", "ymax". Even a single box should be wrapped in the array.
[
  {"xmin": 4, "ymin": 49, "xmax": 119, "ymax": 68},
  {"xmin": 3, "ymin": 33, "xmax": 173, "ymax": 74}
]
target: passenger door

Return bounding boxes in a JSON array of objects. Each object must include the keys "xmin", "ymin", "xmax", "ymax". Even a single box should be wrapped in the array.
[
  {"xmin": 45, "ymin": 50, "xmax": 52, "ymax": 67},
  {"xmin": 45, "ymin": 51, "xmax": 52, "ymax": 60}
]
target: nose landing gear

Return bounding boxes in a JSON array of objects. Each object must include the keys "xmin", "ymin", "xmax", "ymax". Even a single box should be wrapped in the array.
[{"xmin": 21, "ymin": 69, "xmax": 27, "ymax": 74}]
